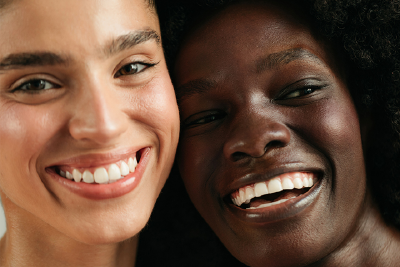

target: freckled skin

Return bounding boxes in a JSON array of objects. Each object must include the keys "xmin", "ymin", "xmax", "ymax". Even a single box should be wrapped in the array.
[{"xmin": 175, "ymin": 1, "xmax": 400, "ymax": 267}]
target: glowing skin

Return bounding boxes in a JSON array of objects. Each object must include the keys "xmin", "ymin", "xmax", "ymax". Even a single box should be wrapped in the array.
[
  {"xmin": 0, "ymin": 0, "xmax": 179, "ymax": 266},
  {"xmin": 175, "ymin": 1, "xmax": 400, "ymax": 267}
]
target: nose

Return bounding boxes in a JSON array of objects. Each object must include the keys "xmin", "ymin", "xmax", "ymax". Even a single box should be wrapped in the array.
[
  {"xmin": 223, "ymin": 110, "xmax": 291, "ymax": 161},
  {"xmin": 68, "ymin": 78, "xmax": 128, "ymax": 145}
]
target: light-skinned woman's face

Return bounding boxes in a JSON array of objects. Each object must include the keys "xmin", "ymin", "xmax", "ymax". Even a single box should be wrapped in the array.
[
  {"xmin": 0, "ymin": 0, "xmax": 179, "ymax": 244},
  {"xmin": 175, "ymin": 2, "xmax": 367, "ymax": 266}
]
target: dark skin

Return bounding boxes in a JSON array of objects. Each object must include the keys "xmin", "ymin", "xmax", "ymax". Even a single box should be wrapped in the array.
[{"xmin": 175, "ymin": 1, "xmax": 400, "ymax": 267}]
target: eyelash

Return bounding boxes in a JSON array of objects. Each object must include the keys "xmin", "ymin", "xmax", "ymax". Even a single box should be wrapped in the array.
[
  {"xmin": 183, "ymin": 111, "xmax": 226, "ymax": 128},
  {"xmin": 182, "ymin": 85, "xmax": 326, "ymax": 129},
  {"xmin": 279, "ymin": 85, "xmax": 325, "ymax": 100},
  {"xmin": 10, "ymin": 61, "xmax": 158, "ymax": 94},
  {"xmin": 114, "ymin": 61, "xmax": 157, "ymax": 78},
  {"xmin": 11, "ymin": 79, "xmax": 60, "ymax": 94}
]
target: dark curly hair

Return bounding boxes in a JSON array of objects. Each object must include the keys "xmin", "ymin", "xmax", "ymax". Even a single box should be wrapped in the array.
[{"xmin": 137, "ymin": 0, "xmax": 400, "ymax": 265}]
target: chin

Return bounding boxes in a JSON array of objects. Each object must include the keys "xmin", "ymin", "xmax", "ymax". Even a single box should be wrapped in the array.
[{"xmin": 70, "ymin": 222, "xmax": 145, "ymax": 245}]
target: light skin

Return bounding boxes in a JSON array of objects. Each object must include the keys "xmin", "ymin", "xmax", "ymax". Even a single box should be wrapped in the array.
[
  {"xmin": 175, "ymin": 1, "xmax": 400, "ymax": 267},
  {"xmin": 0, "ymin": 0, "xmax": 179, "ymax": 266}
]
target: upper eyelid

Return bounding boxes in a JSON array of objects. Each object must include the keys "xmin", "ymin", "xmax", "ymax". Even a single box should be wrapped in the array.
[
  {"xmin": 276, "ymin": 78, "xmax": 327, "ymax": 98},
  {"xmin": 11, "ymin": 79, "xmax": 59, "ymax": 93},
  {"xmin": 114, "ymin": 62, "xmax": 149, "ymax": 79},
  {"xmin": 113, "ymin": 53, "xmax": 159, "ymax": 71},
  {"xmin": 113, "ymin": 60, "xmax": 158, "ymax": 78},
  {"xmin": 7, "ymin": 61, "xmax": 156, "ymax": 90},
  {"xmin": 10, "ymin": 75, "xmax": 61, "ymax": 91},
  {"xmin": 183, "ymin": 110, "xmax": 224, "ymax": 124}
]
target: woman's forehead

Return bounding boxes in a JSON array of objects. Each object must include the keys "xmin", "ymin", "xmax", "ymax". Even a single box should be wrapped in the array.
[
  {"xmin": 0, "ymin": 0, "xmax": 160, "ymax": 61},
  {"xmin": 175, "ymin": 1, "xmax": 341, "ymax": 88}
]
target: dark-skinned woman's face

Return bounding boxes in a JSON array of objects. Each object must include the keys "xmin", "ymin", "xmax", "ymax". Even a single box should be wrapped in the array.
[{"xmin": 175, "ymin": 1, "xmax": 367, "ymax": 267}]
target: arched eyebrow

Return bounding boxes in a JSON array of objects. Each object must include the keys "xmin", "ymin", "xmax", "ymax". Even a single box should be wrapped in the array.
[
  {"xmin": 256, "ymin": 48, "xmax": 323, "ymax": 73},
  {"xmin": 0, "ymin": 30, "xmax": 160, "ymax": 72},
  {"xmin": 105, "ymin": 29, "xmax": 161, "ymax": 56},
  {"xmin": 176, "ymin": 79, "xmax": 217, "ymax": 103}
]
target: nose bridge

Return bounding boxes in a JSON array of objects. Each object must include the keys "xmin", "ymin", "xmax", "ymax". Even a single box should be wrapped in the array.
[
  {"xmin": 68, "ymin": 74, "xmax": 128, "ymax": 145},
  {"xmin": 223, "ymin": 99, "xmax": 290, "ymax": 161}
]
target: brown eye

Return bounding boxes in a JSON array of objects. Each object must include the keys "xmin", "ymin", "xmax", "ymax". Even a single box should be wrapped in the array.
[
  {"xmin": 283, "ymin": 87, "xmax": 316, "ymax": 99},
  {"xmin": 115, "ymin": 62, "xmax": 149, "ymax": 78},
  {"xmin": 183, "ymin": 111, "xmax": 226, "ymax": 128},
  {"xmin": 15, "ymin": 79, "xmax": 59, "ymax": 92}
]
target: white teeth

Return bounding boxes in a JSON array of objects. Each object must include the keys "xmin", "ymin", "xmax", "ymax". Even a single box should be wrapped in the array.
[
  {"xmin": 59, "ymin": 155, "xmax": 139, "ymax": 184},
  {"xmin": 94, "ymin": 167, "xmax": 109, "ymax": 184},
  {"xmin": 239, "ymin": 188, "xmax": 246, "ymax": 205},
  {"xmin": 254, "ymin": 182, "xmax": 268, "ymax": 197},
  {"xmin": 282, "ymin": 178, "xmax": 294, "ymax": 190},
  {"xmin": 128, "ymin": 157, "xmax": 137, "ymax": 172},
  {"xmin": 268, "ymin": 179, "xmax": 283, "ymax": 194},
  {"xmin": 72, "ymin": 169, "xmax": 82, "ymax": 182},
  {"xmin": 82, "ymin": 170, "xmax": 94, "ymax": 183},
  {"xmin": 66, "ymin": 171, "xmax": 73, "ymax": 180},
  {"xmin": 231, "ymin": 197, "xmax": 237, "ymax": 206},
  {"xmin": 120, "ymin": 161, "xmax": 130, "ymax": 176},
  {"xmin": 108, "ymin": 164, "xmax": 121, "ymax": 181},
  {"xmin": 244, "ymin": 187, "xmax": 255, "ymax": 204},
  {"xmin": 293, "ymin": 177, "xmax": 303, "ymax": 189},
  {"xmin": 231, "ymin": 173, "xmax": 318, "ymax": 208},
  {"xmin": 303, "ymin": 177, "xmax": 309, "ymax": 187}
]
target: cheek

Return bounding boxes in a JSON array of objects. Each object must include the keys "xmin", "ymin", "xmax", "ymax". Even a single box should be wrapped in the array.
[
  {"xmin": 315, "ymin": 98, "xmax": 363, "ymax": 169},
  {"xmin": 131, "ymin": 74, "xmax": 180, "ymax": 188},
  {"xmin": 177, "ymin": 139, "xmax": 200, "ymax": 196},
  {"xmin": 297, "ymin": 93, "xmax": 366, "ymax": 216},
  {"xmin": 0, "ymin": 103, "xmax": 59, "ymax": 200},
  {"xmin": 296, "ymin": 88, "xmax": 363, "ymax": 167},
  {"xmin": 177, "ymin": 137, "xmax": 206, "ymax": 204},
  {"xmin": 133, "ymin": 75, "xmax": 179, "ymax": 137},
  {"xmin": 177, "ymin": 133, "xmax": 221, "ymax": 211}
]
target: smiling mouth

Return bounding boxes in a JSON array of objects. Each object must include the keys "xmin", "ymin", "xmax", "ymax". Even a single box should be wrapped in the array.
[
  {"xmin": 51, "ymin": 149, "xmax": 144, "ymax": 184},
  {"xmin": 230, "ymin": 172, "xmax": 319, "ymax": 209}
]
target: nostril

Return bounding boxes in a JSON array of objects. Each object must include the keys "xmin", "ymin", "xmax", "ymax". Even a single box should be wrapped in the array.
[
  {"xmin": 231, "ymin": 151, "xmax": 248, "ymax": 162},
  {"xmin": 265, "ymin": 140, "xmax": 285, "ymax": 151},
  {"xmin": 231, "ymin": 140, "xmax": 286, "ymax": 161}
]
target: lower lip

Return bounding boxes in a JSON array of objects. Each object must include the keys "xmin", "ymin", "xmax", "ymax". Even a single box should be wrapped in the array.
[
  {"xmin": 49, "ymin": 148, "xmax": 151, "ymax": 200},
  {"xmin": 226, "ymin": 178, "xmax": 323, "ymax": 224}
]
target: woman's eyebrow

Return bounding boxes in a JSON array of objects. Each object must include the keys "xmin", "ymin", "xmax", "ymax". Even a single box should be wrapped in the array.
[
  {"xmin": 176, "ymin": 79, "xmax": 217, "ymax": 103},
  {"xmin": 105, "ymin": 29, "xmax": 161, "ymax": 56},
  {"xmin": 0, "ymin": 30, "xmax": 161, "ymax": 72},
  {"xmin": 0, "ymin": 52, "xmax": 70, "ymax": 71},
  {"xmin": 256, "ymin": 48, "xmax": 323, "ymax": 73}
]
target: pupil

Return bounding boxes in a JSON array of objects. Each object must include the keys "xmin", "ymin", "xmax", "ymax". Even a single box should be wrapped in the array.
[
  {"xmin": 31, "ymin": 80, "xmax": 45, "ymax": 90},
  {"xmin": 305, "ymin": 88, "xmax": 313, "ymax": 94},
  {"xmin": 124, "ymin": 64, "xmax": 137, "ymax": 74}
]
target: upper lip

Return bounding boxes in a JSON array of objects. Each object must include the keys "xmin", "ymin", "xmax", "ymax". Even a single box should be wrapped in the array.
[
  {"xmin": 222, "ymin": 162, "xmax": 324, "ymax": 197},
  {"xmin": 46, "ymin": 147, "xmax": 147, "ymax": 169}
]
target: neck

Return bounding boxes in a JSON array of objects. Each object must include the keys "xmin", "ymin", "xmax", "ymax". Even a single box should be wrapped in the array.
[
  {"xmin": 0, "ymin": 198, "xmax": 138, "ymax": 267},
  {"xmin": 312, "ymin": 194, "xmax": 400, "ymax": 267}
]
